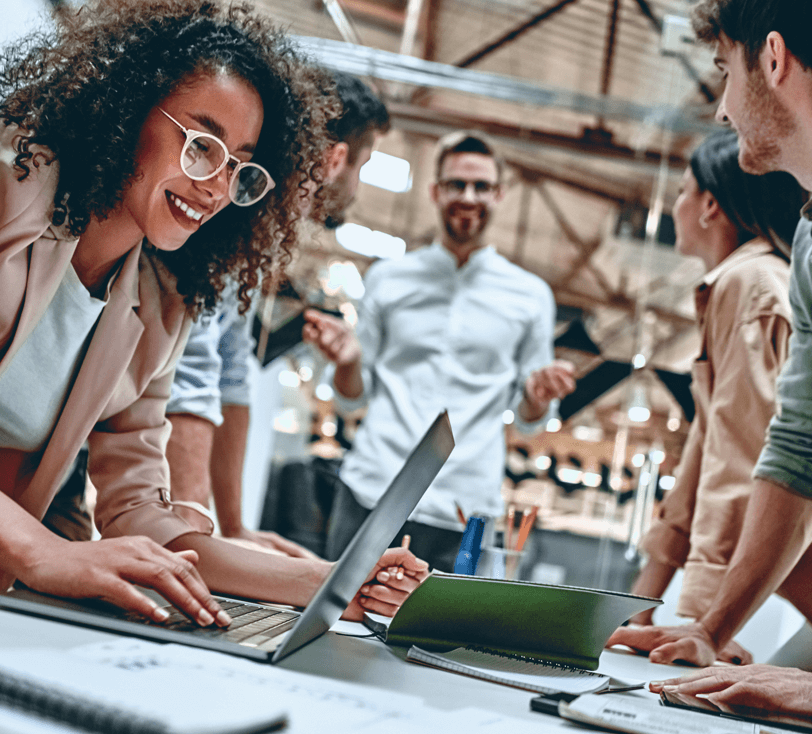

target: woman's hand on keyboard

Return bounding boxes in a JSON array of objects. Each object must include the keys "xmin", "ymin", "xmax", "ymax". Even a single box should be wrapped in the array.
[
  {"xmin": 21, "ymin": 535, "xmax": 232, "ymax": 628},
  {"xmin": 343, "ymin": 547, "xmax": 430, "ymax": 620}
]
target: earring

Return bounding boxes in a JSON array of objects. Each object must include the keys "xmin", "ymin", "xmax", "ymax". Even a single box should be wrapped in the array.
[{"xmin": 699, "ymin": 212, "xmax": 711, "ymax": 229}]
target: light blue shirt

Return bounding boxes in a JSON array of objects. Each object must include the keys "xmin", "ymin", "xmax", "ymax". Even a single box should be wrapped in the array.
[
  {"xmin": 336, "ymin": 242, "xmax": 556, "ymax": 530},
  {"xmin": 167, "ymin": 286, "xmax": 253, "ymax": 426}
]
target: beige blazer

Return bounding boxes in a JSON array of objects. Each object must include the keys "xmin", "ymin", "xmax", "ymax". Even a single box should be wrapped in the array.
[
  {"xmin": 0, "ymin": 125, "xmax": 213, "ymax": 589},
  {"xmin": 642, "ymin": 239, "xmax": 792, "ymax": 619}
]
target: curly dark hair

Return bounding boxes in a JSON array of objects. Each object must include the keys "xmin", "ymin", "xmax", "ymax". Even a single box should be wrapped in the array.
[{"xmin": 0, "ymin": 0, "xmax": 340, "ymax": 314}]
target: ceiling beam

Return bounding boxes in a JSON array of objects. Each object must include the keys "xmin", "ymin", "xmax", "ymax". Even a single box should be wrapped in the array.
[
  {"xmin": 387, "ymin": 101, "xmax": 689, "ymax": 173},
  {"xmin": 321, "ymin": 0, "xmax": 362, "ymax": 45},
  {"xmin": 422, "ymin": 0, "xmax": 440, "ymax": 62},
  {"xmin": 552, "ymin": 286, "xmax": 694, "ymax": 329},
  {"xmin": 510, "ymin": 159, "xmax": 632, "ymax": 205},
  {"xmin": 454, "ymin": 0, "xmax": 581, "ymax": 68},
  {"xmin": 334, "ymin": 0, "xmax": 406, "ymax": 30},
  {"xmin": 599, "ymin": 0, "xmax": 621, "ymax": 99},
  {"xmin": 399, "ymin": 0, "xmax": 425, "ymax": 57},
  {"xmin": 512, "ymin": 182, "xmax": 533, "ymax": 263}
]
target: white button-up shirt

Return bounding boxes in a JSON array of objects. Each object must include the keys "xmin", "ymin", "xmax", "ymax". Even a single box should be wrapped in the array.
[{"xmin": 336, "ymin": 242, "xmax": 556, "ymax": 530}]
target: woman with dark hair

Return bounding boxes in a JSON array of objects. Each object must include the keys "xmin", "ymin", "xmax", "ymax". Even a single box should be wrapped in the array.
[
  {"xmin": 618, "ymin": 130, "xmax": 808, "ymax": 661},
  {"xmin": 0, "ymin": 0, "xmax": 426, "ymax": 625}
]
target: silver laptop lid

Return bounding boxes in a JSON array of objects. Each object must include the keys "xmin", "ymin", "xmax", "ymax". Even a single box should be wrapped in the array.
[{"xmin": 272, "ymin": 410, "xmax": 454, "ymax": 662}]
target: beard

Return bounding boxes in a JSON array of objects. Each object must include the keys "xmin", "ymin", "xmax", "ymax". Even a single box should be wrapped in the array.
[
  {"xmin": 738, "ymin": 68, "xmax": 796, "ymax": 175},
  {"xmin": 318, "ymin": 174, "xmax": 354, "ymax": 230},
  {"xmin": 323, "ymin": 211, "xmax": 345, "ymax": 230},
  {"xmin": 442, "ymin": 202, "xmax": 491, "ymax": 245}
]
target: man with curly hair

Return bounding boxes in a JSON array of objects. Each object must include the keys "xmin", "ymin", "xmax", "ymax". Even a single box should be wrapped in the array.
[
  {"xmin": 607, "ymin": 0, "xmax": 812, "ymax": 717},
  {"xmin": 163, "ymin": 71, "xmax": 390, "ymax": 558},
  {"xmin": 0, "ymin": 0, "xmax": 426, "ymax": 626}
]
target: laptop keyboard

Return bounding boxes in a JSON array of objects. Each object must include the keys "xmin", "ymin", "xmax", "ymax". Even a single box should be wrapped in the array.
[{"xmin": 126, "ymin": 598, "xmax": 300, "ymax": 648}]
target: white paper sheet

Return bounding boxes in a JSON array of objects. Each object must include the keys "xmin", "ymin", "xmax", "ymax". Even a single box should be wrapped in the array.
[{"xmin": 562, "ymin": 694, "xmax": 759, "ymax": 734}]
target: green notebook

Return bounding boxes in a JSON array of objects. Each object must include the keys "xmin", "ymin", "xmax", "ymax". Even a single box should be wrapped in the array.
[{"xmin": 378, "ymin": 572, "xmax": 661, "ymax": 671}]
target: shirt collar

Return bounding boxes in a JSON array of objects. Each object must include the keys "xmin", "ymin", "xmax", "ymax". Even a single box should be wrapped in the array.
[
  {"xmin": 429, "ymin": 240, "xmax": 495, "ymax": 270},
  {"xmin": 698, "ymin": 238, "xmax": 776, "ymax": 292}
]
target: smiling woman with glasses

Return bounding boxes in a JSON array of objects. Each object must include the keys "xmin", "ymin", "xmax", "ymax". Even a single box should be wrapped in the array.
[
  {"xmin": 0, "ymin": 0, "xmax": 428, "ymax": 627},
  {"xmin": 158, "ymin": 107, "xmax": 275, "ymax": 207}
]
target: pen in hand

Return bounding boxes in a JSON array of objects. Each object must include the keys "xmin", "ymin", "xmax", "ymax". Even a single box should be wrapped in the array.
[{"xmin": 396, "ymin": 535, "xmax": 411, "ymax": 580}]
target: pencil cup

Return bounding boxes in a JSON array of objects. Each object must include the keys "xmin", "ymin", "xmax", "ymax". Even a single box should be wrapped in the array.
[{"xmin": 476, "ymin": 546, "xmax": 525, "ymax": 581}]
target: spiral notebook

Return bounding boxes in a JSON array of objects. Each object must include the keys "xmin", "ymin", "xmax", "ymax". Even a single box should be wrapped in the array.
[
  {"xmin": 0, "ymin": 648, "xmax": 287, "ymax": 734},
  {"xmin": 406, "ymin": 645, "xmax": 609, "ymax": 695}
]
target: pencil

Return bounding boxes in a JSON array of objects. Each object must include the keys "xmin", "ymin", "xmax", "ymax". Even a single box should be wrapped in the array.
[
  {"xmin": 505, "ymin": 505, "xmax": 515, "ymax": 551},
  {"xmin": 514, "ymin": 505, "xmax": 538, "ymax": 553},
  {"xmin": 397, "ymin": 535, "xmax": 411, "ymax": 579}
]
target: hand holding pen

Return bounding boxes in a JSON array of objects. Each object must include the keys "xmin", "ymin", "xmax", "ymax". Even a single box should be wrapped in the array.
[{"xmin": 350, "ymin": 541, "xmax": 428, "ymax": 621}]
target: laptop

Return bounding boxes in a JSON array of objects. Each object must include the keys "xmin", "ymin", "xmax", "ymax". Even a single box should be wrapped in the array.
[{"xmin": 0, "ymin": 410, "xmax": 454, "ymax": 664}]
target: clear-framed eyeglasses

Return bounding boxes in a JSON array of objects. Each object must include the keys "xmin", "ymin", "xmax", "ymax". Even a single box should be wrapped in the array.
[
  {"xmin": 437, "ymin": 178, "xmax": 500, "ymax": 198},
  {"xmin": 159, "ymin": 108, "xmax": 275, "ymax": 207}
]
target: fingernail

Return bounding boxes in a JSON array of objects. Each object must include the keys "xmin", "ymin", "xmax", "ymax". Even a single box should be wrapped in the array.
[
  {"xmin": 378, "ymin": 572, "xmax": 390, "ymax": 582},
  {"xmin": 197, "ymin": 609, "xmax": 215, "ymax": 626},
  {"xmin": 361, "ymin": 585, "xmax": 371, "ymax": 594},
  {"xmin": 662, "ymin": 685, "xmax": 677, "ymax": 692},
  {"xmin": 396, "ymin": 569, "xmax": 405, "ymax": 580},
  {"xmin": 650, "ymin": 681, "xmax": 664, "ymax": 687},
  {"xmin": 154, "ymin": 607, "xmax": 169, "ymax": 621},
  {"xmin": 216, "ymin": 610, "xmax": 232, "ymax": 626},
  {"xmin": 359, "ymin": 596, "xmax": 368, "ymax": 605}
]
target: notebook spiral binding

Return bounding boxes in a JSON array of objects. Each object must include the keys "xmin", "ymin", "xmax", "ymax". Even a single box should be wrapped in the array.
[
  {"xmin": 0, "ymin": 672, "xmax": 166, "ymax": 734},
  {"xmin": 465, "ymin": 645, "xmax": 603, "ymax": 675}
]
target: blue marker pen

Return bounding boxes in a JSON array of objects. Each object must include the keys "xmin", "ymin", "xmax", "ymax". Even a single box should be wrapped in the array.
[{"xmin": 454, "ymin": 516, "xmax": 485, "ymax": 575}]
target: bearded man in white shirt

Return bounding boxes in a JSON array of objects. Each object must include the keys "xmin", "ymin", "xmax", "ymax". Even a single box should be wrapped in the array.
[{"xmin": 305, "ymin": 131, "xmax": 575, "ymax": 571}]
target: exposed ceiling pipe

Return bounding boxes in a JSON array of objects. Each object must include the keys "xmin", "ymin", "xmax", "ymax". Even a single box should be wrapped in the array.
[{"xmin": 292, "ymin": 35, "xmax": 716, "ymax": 136}]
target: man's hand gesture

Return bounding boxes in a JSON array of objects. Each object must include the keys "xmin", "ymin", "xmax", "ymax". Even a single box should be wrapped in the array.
[
  {"xmin": 302, "ymin": 309, "xmax": 361, "ymax": 367},
  {"xmin": 521, "ymin": 360, "xmax": 576, "ymax": 421}
]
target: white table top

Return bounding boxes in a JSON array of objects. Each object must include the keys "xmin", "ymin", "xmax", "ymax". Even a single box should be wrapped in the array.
[{"xmin": 0, "ymin": 608, "xmax": 689, "ymax": 732}]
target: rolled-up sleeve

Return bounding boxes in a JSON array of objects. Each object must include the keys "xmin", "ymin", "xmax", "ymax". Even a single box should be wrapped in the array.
[
  {"xmin": 166, "ymin": 312, "xmax": 224, "ymax": 426},
  {"xmin": 755, "ymin": 220, "xmax": 812, "ymax": 497},
  {"xmin": 217, "ymin": 308, "xmax": 253, "ymax": 408},
  {"xmin": 90, "ymin": 317, "xmax": 215, "ymax": 546}
]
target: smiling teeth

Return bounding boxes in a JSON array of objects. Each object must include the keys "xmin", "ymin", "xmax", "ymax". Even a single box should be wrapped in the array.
[{"xmin": 170, "ymin": 195, "xmax": 203, "ymax": 221}]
